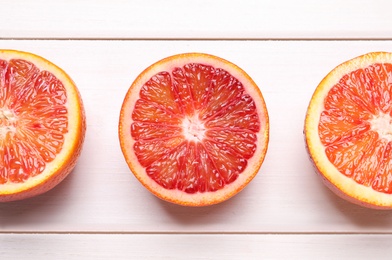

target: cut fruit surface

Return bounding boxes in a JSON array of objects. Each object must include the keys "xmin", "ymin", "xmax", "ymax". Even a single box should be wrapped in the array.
[
  {"xmin": 0, "ymin": 50, "xmax": 86, "ymax": 202},
  {"xmin": 305, "ymin": 52, "xmax": 392, "ymax": 209},
  {"xmin": 119, "ymin": 53, "xmax": 269, "ymax": 206}
]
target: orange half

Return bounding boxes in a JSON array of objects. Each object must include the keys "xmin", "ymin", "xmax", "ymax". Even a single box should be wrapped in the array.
[
  {"xmin": 0, "ymin": 50, "xmax": 86, "ymax": 202},
  {"xmin": 305, "ymin": 52, "xmax": 392, "ymax": 209},
  {"xmin": 119, "ymin": 53, "xmax": 269, "ymax": 206}
]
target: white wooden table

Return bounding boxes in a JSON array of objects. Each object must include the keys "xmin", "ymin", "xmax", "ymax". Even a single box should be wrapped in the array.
[{"xmin": 1, "ymin": 1, "xmax": 392, "ymax": 259}]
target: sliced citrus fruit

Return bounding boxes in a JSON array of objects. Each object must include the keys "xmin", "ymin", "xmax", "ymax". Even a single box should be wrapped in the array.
[
  {"xmin": 305, "ymin": 52, "xmax": 392, "ymax": 209},
  {"xmin": 119, "ymin": 53, "xmax": 269, "ymax": 206},
  {"xmin": 0, "ymin": 50, "xmax": 86, "ymax": 202}
]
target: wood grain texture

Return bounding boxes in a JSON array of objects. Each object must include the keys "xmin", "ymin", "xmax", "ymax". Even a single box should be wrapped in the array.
[
  {"xmin": 2, "ymin": 234, "xmax": 392, "ymax": 259},
  {"xmin": 1, "ymin": 1, "xmax": 392, "ymax": 256},
  {"xmin": 1, "ymin": 40, "xmax": 392, "ymax": 234},
  {"xmin": 1, "ymin": 0, "xmax": 391, "ymax": 39}
]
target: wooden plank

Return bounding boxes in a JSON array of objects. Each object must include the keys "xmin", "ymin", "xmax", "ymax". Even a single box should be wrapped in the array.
[
  {"xmin": 1, "ymin": 40, "xmax": 392, "ymax": 233},
  {"xmin": 1, "ymin": 0, "xmax": 391, "ymax": 39},
  {"xmin": 1, "ymin": 234, "xmax": 392, "ymax": 259}
]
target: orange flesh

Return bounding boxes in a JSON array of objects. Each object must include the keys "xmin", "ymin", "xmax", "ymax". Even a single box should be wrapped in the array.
[
  {"xmin": 0, "ymin": 59, "xmax": 67, "ymax": 184},
  {"xmin": 131, "ymin": 63, "xmax": 260, "ymax": 194},
  {"xmin": 319, "ymin": 63, "xmax": 392, "ymax": 193}
]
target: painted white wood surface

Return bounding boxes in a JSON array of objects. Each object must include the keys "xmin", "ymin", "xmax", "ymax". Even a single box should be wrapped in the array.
[
  {"xmin": 1, "ymin": 40, "xmax": 392, "ymax": 234},
  {"xmin": 1, "ymin": 0, "xmax": 391, "ymax": 39},
  {"xmin": 2, "ymin": 234, "xmax": 392, "ymax": 259},
  {"xmin": 2, "ymin": 0, "xmax": 392, "ymax": 258}
]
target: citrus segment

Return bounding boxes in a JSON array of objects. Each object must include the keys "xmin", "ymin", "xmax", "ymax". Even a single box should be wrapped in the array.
[
  {"xmin": 0, "ymin": 50, "xmax": 85, "ymax": 202},
  {"xmin": 119, "ymin": 53, "xmax": 269, "ymax": 206},
  {"xmin": 305, "ymin": 52, "xmax": 392, "ymax": 209},
  {"xmin": 178, "ymin": 63, "xmax": 215, "ymax": 112}
]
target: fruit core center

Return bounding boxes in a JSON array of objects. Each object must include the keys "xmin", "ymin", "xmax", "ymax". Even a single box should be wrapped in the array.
[
  {"xmin": 370, "ymin": 113, "xmax": 392, "ymax": 141},
  {"xmin": 0, "ymin": 109, "xmax": 17, "ymax": 139},
  {"xmin": 182, "ymin": 115, "xmax": 206, "ymax": 142}
]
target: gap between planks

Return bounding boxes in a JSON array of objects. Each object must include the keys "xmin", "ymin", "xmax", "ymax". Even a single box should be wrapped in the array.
[
  {"xmin": 1, "ymin": 38, "xmax": 392, "ymax": 41},
  {"xmin": 2, "ymin": 231, "xmax": 392, "ymax": 235}
]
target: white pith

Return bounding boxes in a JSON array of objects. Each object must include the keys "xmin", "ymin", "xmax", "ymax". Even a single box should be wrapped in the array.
[
  {"xmin": 0, "ymin": 109, "xmax": 17, "ymax": 139},
  {"xmin": 370, "ymin": 113, "xmax": 392, "ymax": 141},
  {"xmin": 182, "ymin": 114, "xmax": 206, "ymax": 142}
]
